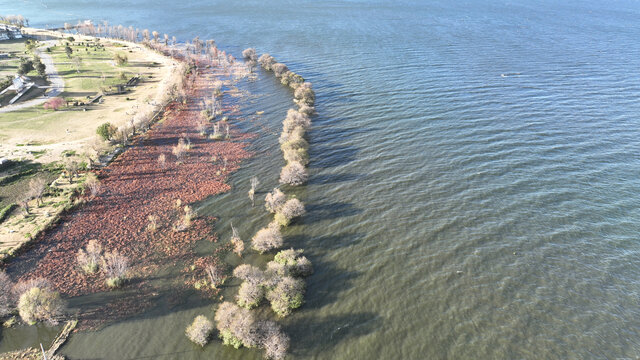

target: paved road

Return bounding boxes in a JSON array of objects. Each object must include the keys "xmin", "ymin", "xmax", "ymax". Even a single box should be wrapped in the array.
[{"xmin": 0, "ymin": 40, "xmax": 64, "ymax": 113}]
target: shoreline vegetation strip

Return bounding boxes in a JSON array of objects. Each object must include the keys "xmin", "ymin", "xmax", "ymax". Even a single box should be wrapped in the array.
[{"xmin": 1, "ymin": 20, "xmax": 318, "ymax": 360}]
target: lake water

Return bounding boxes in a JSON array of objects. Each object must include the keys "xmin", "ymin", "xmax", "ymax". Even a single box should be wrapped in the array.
[{"xmin": 2, "ymin": 0, "xmax": 640, "ymax": 358}]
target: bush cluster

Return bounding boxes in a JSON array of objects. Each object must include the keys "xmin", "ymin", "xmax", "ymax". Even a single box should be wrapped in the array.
[{"xmin": 214, "ymin": 301, "xmax": 289, "ymax": 359}]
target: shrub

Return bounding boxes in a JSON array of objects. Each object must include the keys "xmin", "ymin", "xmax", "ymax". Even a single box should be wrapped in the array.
[
  {"xmin": 172, "ymin": 138, "xmax": 189, "ymax": 162},
  {"xmin": 96, "ymin": 122, "xmax": 116, "ymax": 141},
  {"xmin": 280, "ymin": 135, "xmax": 309, "ymax": 153},
  {"xmin": 157, "ymin": 154, "xmax": 167, "ymax": 169},
  {"xmin": 265, "ymin": 188, "xmax": 286, "ymax": 213},
  {"xmin": 279, "ymin": 161, "xmax": 308, "ymax": 186},
  {"xmin": 186, "ymin": 315, "xmax": 213, "ymax": 347},
  {"xmin": 77, "ymin": 239, "xmax": 102, "ymax": 274},
  {"xmin": 0, "ymin": 271, "xmax": 13, "ymax": 317},
  {"xmin": 43, "ymin": 97, "xmax": 65, "ymax": 110},
  {"xmin": 251, "ymin": 222, "xmax": 283, "ymax": 254},
  {"xmin": 84, "ymin": 172, "xmax": 100, "ymax": 197},
  {"xmin": 274, "ymin": 198, "xmax": 305, "ymax": 227},
  {"xmin": 102, "ymin": 251, "xmax": 129, "ymax": 288},
  {"xmin": 114, "ymin": 53, "xmax": 128, "ymax": 65},
  {"xmin": 237, "ymin": 281, "xmax": 264, "ymax": 309},
  {"xmin": 266, "ymin": 276, "xmax": 305, "ymax": 317},
  {"xmin": 16, "ymin": 281, "xmax": 64, "ymax": 325}
]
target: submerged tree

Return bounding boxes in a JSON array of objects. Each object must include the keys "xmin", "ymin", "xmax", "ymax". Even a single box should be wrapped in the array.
[
  {"xmin": 230, "ymin": 222, "xmax": 244, "ymax": 257},
  {"xmin": 279, "ymin": 161, "xmax": 308, "ymax": 186},
  {"xmin": 265, "ymin": 188, "xmax": 286, "ymax": 214},
  {"xmin": 251, "ymin": 222, "xmax": 283, "ymax": 254},
  {"xmin": 248, "ymin": 176, "xmax": 259, "ymax": 206},
  {"xmin": 15, "ymin": 278, "xmax": 65, "ymax": 325},
  {"xmin": 186, "ymin": 315, "xmax": 214, "ymax": 347}
]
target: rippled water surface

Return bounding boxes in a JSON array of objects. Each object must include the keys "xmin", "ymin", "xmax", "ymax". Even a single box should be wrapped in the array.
[{"xmin": 2, "ymin": 0, "xmax": 640, "ymax": 358}]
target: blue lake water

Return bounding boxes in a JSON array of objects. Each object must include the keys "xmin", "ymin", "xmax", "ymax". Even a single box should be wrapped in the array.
[{"xmin": 2, "ymin": 0, "xmax": 640, "ymax": 358}]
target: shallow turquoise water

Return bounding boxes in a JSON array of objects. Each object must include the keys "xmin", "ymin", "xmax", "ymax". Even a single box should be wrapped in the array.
[{"xmin": 2, "ymin": 0, "xmax": 640, "ymax": 358}]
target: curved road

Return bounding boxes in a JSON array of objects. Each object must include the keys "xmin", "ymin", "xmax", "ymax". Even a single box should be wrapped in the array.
[{"xmin": 0, "ymin": 40, "xmax": 64, "ymax": 113}]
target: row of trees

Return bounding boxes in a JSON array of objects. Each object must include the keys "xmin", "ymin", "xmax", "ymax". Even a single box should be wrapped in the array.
[{"xmin": 185, "ymin": 50, "xmax": 318, "ymax": 359}]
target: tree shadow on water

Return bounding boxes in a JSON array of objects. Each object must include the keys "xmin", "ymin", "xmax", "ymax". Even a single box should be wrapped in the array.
[
  {"xmin": 308, "ymin": 173, "xmax": 363, "ymax": 185},
  {"xmin": 304, "ymin": 202, "xmax": 362, "ymax": 223},
  {"xmin": 310, "ymin": 145, "xmax": 359, "ymax": 169},
  {"xmin": 286, "ymin": 311, "xmax": 381, "ymax": 357}
]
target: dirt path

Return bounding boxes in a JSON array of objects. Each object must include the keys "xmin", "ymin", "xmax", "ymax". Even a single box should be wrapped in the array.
[
  {"xmin": 0, "ymin": 40, "xmax": 63, "ymax": 113},
  {"xmin": 6, "ymin": 63, "xmax": 253, "ymax": 326}
]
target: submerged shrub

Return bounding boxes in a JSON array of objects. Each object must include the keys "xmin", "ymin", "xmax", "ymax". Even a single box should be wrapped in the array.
[
  {"xmin": 17, "ymin": 281, "xmax": 64, "ymax": 325},
  {"xmin": 278, "ymin": 125, "xmax": 306, "ymax": 145},
  {"xmin": 242, "ymin": 48, "xmax": 258, "ymax": 61},
  {"xmin": 230, "ymin": 222, "xmax": 244, "ymax": 257},
  {"xmin": 283, "ymin": 146, "xmax": 309, "ymax": 166},
  {"xmin": 233, "ymin": 264, "xmax": 265, "ymax": 285},
  {"xmin": 279, "ymin": 161, "xmax": 308, "ymax": 186},
  {"xmin": 297, "ymin": 104, "xmax": 315, "ymax": 117},
  {"xmin": 282, "ymin": 109, "xmax": 311, "ymax": 133},
  {"xmin": 186, "ymin": 315, "xmax": 213, "ymax": 347},
  {"xmin": 102, "ymin": 250, "xmax": 129, "ymax": 288},
  {"xmin": 77, "ymin": 239, "xmax": 103, "ymax": 274},
  {"xmin": 237, "ymin": 281, "xmax": 264, "ymax": 309},
  {"xmin": 271, "ymin": 63, "xmax": 288, "ymax": 78},
  {"xmin": 273, "ymin": 249, "xmax": 313, "ymax": 277},
  {"xmin": 265, "ymin": 188, "xmax": 286, "ymax": 213},
  {"xmin": 258, "ymin": 54, "xmax": 276, "ymax": 71},
  {"xmin": 0, "ymin": 271, "xmax": 13, "ymax": 317},
  {"xmin": 262, "ymin": 324, "xmax": 290, "ymax": 360},
  {"xmin": 266, "ymin": 276, "xmax": 305, "ymax": 317},
  {"xmin": 251, "ymin": 222, "xmax": 283, "ymax": 254},
  {"xmin": 294, "ymin": 83, "xmax": 315, "ymax": 106},
  {"xmin": 274, "ymin": 198, "xmax": 305, "ymax": 227}
]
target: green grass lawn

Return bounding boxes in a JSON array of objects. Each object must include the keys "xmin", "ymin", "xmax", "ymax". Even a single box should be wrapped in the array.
[
  {"xmin": 48, "ymin": 41, "xmax": 135, "ymax": 99},
  {"xmin": 0, "ymin": 39, "xmax": 27, "ymax": 77}
]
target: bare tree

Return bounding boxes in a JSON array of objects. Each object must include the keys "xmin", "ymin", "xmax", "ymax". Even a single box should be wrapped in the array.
[
  {"xmin": 157, "ymin": 153, "xmax": 167, "ymax": 169},
  {"xmin": 28, "ymin": 177, "xmax": 47, "ymax": 207},
  {"xmin": 77, "ymin": 239, "xmax": 103, "ymax": 274},
  {"xmin": 248, "ymin": 176, "xmax": 259, "ymax": 206},
  {"xmin": 205, "ymin": 263, "xmax": 226, "ymax": 288},
  {"xmin": 102, "ymin": 250, "xmax": 129, "ymax": 288}
]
